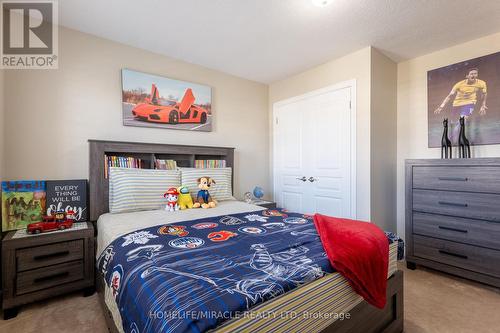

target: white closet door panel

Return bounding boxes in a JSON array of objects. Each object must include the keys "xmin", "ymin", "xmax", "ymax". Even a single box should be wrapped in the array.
[
  {"xmin": 313, "ymin": 196, "xmax": 343, "ymax": 217},
  {"xmin": 274, "ymin": 102, "xmax": 307, "ymax": 212},
  {"xmin": 306, "ymin": 87, "xmax": 352, "ymax": 218},
  {"xmin": 281, "ymin": 107, "xmax": 302, "ymax": 169},
  {"xmin": 281, "ymin": 192, "xmax": 303, "ymax": 213},
  {"xmin": 274, "ymin": 83, "xmax": 354, "ymax": 218}
]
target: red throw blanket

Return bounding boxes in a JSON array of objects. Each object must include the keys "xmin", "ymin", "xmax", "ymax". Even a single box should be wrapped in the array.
[{"xmin": 313, "ymin": 214, "xmax": 389, "ymax": 309}]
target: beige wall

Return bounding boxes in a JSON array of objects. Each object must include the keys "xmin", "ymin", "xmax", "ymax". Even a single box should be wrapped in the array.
[
  {"xmin": 269, "ymin": 47, "xmax": 372, "ymax": 221},
  {"xmin": 0, "ymin": 69, "xmax": 4, "ymax": 180},
  {"xmin": 9, "ymin": 23, "xmax": 498, "ymax": 236},
  {"xmin": 397, "ymin": 31, "xmax": 500, "ymax": 238},
  {"xmin": 3, "ymin": 27, "xmax": 270, "ymax": 200},
  {"xmin": 371, "ymin": 49, "xmax": 397, "ymax": 232}
]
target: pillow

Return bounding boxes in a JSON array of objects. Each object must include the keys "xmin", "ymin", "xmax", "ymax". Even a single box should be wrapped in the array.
[
  {"xmin": 180, "ymin": 167, "xmax": 234, "ymax": 202},
  {"xmin": 109, "ymin": 167, "xmax": 180, "ymax": 213}
]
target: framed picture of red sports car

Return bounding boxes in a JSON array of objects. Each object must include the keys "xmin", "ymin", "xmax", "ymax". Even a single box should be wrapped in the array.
[{"xmin": 121, "ymin": 69, "xmax": 212, "ymax": 131}]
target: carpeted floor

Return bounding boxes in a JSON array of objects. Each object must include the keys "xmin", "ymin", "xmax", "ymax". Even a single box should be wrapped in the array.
[
  {"xmin": 1, "ymin": 263, "xmax": 499, "ymax": 332},
  {"xmin": 403, "ymin": 264, "xmax": 500, "ymax": 333}
]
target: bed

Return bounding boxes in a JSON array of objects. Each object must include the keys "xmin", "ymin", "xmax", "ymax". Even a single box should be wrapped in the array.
[{"xmin": 89, "ymin": 140, "xmax": 404, "ymax": 333}]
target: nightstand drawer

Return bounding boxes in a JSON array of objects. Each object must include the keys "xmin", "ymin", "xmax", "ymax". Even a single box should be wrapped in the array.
[
  {"xmin": 413, "ymin": 235, "xmax": 500, "ymax": 277},
  {"xmin": 16, "ymin": 261, "xmax": 84, "ymax": 296},
  {"xmin": 413, "ymin": 166, "xmax": 500, "ymax": 194},
  {"xmin": 413, "ymin": 212, "xmax": 500, "ymax": 250},
  {"xmin": 16, "ymin": 239, "xmax": 84, "ymax": 272},
  {"xmin": 413, "ymin": 189, "xmax": 500, "ymax": 222}
]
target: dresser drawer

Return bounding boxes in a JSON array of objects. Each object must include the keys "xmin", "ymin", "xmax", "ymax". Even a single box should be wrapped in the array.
[
  {"xmin": 16, "ymin": 261, "xmax": 84, "ymax": 295},
  {"xmin": 16, "ymin": 239, "xmax": 84, "ymax": 272},
  {"xmin": 413, "ymin": 235, "xmax": 500, "ymax": 277},
  {"xmin": 413, "ymin": 212, "xmax": 500, "ymax": 250},
  {"xmin": 413, "ymin": 189, "xmax": 500, "ymax": 222},
  {"xmin": 413, "ymin": 166, "xmax": 500, "ymax": 194}
]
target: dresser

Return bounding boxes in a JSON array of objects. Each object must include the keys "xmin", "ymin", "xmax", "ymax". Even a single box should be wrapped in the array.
[{"xmin": 406, "ymin": 158, "xmax": 500, "ymax": 287}]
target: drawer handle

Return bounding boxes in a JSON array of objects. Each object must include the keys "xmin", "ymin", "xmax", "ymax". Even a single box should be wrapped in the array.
[
  {"xmin": 438, "ymin": 177, "xmax": 468, "ymax": 182},
  {"xmin": 438, "ymin": 201, "xmax": 468, "ymax": 208},
  {"xmin": 438, "ymin": 250, "xmax": 468, "ymax": 260},
  {"xmin": 34, "ymin": 272, "xmax": 70, "ymax": 284},
  {"xmin": 438, "ymin": 226, "xmax": 468, "ymax": 233},
  {"xmin": 33, "ymin": 251, "xmax": 70, "ymax": 261}
]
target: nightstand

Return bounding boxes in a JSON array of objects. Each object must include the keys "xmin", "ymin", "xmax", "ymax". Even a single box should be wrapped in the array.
[
  {"xmin": 248, "ymin": 200, "xmax": 277, "ymax": 209},
  {"xmin": 2, "ymin": 222, "xmax": 95, "ymax": 319}
]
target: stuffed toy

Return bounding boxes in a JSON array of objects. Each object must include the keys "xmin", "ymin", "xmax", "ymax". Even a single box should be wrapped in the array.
[
  {"xmin": 163, "ymin": 187, "xmax": 179, "ymax": 212},
  {"xmin": 177, "ymin": 186, "xmax": 194, "ymax": 210},
  {"xmin": 193, "ymin": 176, "xmax": 217, "ymax": 209}
]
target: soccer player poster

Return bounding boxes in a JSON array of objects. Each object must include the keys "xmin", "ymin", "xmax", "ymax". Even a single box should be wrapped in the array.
[{"xmin": 428, "ymin": 51, "xmax": 500, "ymax": 147}]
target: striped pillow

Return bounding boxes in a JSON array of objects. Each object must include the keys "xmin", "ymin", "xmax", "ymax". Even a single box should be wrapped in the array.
[
  {"xmin": 180, "ymin": 167, "xmax": 234, "ymax": 202},
  {"xmin": 109, "ymin": 167, "xmax": 181, "ymax": 213}
]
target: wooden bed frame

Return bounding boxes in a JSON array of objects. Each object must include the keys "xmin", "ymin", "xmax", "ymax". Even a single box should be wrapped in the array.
[
  {"xmin": 88, "ymin": 139, "xmax": 235, "ymax": 222},
  {"xmin": 89, "ymin": 139, "xmax": 404, "ymax": 333}
]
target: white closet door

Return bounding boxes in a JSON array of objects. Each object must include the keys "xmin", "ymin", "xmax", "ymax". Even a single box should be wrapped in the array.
[
  {"xmin": 273, "ymin": 100, "xmax": 307, "ymax": 213},
  {"xmin": 305, "ymin": 87, "xmax": 352, "ymax": 217},
  {"xmin": 273, "ymin": 84, "xmax": 354, "ymax": 218}
]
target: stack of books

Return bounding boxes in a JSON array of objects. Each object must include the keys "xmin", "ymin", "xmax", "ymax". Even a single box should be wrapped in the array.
[
  {"xmin": 195, "ymin": 160, "xmax": 227, "ymax": 168},
  {"xmin": 154, "ymin": 159, "xmax": 177, "ymax": 170},
  {"xmin": 104, "ymin": 155, "xmax": 143, "ymax": 178}
]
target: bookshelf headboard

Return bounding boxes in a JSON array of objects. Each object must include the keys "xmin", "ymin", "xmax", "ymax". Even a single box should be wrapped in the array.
[{"xmin": 88, "ymin": 140, "xmax": 235, "ymax": 221}]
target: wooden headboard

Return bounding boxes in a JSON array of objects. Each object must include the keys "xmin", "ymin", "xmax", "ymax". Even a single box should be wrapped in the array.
[{"xmin": 88, "ymin": 140, "xmax": 235, "ymax": 221}]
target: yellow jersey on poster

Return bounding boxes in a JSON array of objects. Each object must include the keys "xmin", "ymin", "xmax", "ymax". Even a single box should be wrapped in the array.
[{"xmin": 451, "ymin": 79, "xmax": 487, "ymax": 107}]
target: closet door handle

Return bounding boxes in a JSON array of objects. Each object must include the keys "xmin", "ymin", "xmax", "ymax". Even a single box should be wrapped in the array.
[
  {"xmin": 296, "ymin": 176, "xmax": 307, "ymax": 182},
  {"xmin": 308, "ymin": 177, "xmax": 318, "ymax": 183}
]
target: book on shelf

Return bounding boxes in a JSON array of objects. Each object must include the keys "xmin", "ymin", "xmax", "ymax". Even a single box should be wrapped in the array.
[
  {"xmin": 104, "ymin": 155, "xmax": 143, "ymax": 178},
  {"xmin": 195, "ymin": 160, "xmax": 227, "ymax": 168},
  {"xmin": 154, "ymin": 159, "xmax": 177, "ymax": 170}
]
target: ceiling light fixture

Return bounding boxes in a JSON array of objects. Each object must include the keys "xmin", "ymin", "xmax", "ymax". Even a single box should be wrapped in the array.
[{"xmin": 311, "ymin": 0, "xmax": 333, "ymax": 7}]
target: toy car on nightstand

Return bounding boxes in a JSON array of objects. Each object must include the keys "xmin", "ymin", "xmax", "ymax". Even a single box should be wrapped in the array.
[{"xmin": 27, "ymin": 210, "xmax": 74, "ymax": 234}]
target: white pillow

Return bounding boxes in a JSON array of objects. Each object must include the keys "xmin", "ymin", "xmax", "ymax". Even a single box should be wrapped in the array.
[
  {"xmin": 109, "ymin": 167, "xmax": 180, "ymax": 213},
  {"xmin": 180, "ymin": 167, "xmax": 234, "ymax": 202}
]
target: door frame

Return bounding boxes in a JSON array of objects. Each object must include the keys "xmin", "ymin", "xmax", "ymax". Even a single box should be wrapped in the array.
[{"xmin": 272, "ymin": 79, "xmax": 357, "ymax": 218}]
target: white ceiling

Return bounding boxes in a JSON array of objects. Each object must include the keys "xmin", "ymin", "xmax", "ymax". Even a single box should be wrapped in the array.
[{"xmin": 59, "ymin": 0, "xmax": 500, "ymax": 83}]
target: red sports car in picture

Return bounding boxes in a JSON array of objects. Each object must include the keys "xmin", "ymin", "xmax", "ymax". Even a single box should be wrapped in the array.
[{"xmin": 132, "ymin": 84, "xmax": 209, "ymax": 124}]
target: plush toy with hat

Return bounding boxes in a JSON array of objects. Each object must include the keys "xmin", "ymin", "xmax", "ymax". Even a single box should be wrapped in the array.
[
  {"xmin": 193, "ymin": 176, "xmax": 217, "ymax": 209},
  {"xmin": 164, "ymin": 187, "xmax": 179, "ymax": 212},
  {"xmin": 177, "ymin": 186, "xmax": 194, "ymax": 210}
]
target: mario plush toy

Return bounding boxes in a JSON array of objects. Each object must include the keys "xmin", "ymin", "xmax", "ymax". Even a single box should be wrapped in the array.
[
  {"xmin": 193, "ymin": 177, "xmax": 217, "ymax": 209},
  {"xmin": 164, "ymin": 187, "xmax": 179, "ymax": 212},
  {"xmin": 177, "ymin": 186, "xmax": 194, "ymax": 210}
]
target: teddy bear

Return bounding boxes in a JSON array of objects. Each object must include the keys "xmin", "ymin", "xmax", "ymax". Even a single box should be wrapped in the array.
[
  {"xmin": 177, "ymin": 186, "xmax": 194, "ymax": 210},
  {"xmin": 193, "ymin": 176, "xmax": 217, "ymax": 209}
]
